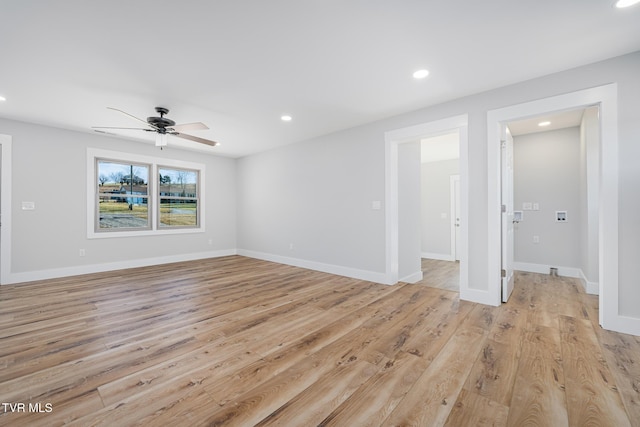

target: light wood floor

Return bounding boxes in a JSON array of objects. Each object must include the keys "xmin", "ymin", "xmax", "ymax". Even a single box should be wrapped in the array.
[
  {"xmin": 420, "ymin": 258, "xmax": 459, "ymax": 291},
  {"xmin": 1, "ymin": 256, "xmax": 639, "ymax": 426}
]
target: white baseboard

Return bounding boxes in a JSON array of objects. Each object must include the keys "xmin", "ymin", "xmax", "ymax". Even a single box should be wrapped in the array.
[
  {"xmin": 604, "ymin": 315, "xmax": 640, "ymax": 337},
  {"xmin": 237, "ymin": 249, "xmax": 390, "ymax": 284},
  {"xmin": 460, "ymin": 287, "xmax": 499, "ymax": 307},
  {"xmin": 421, "ymin": 252, "xmax": 455, "ymax": 261},
  {"xmin": 514, "ymin": 262, "xmax": 599, "ymax": 295},
  {"xmin": 578, "ymin": 269, "xmax": 599, "ymax": 295},
  {"xmin": 399, "ymin": 271, "xmax": 423, "ymax": 284},
  {"xmin": 3, "ymin": 249, "xmax": 238, "ymax": 285},
  {"xmin": 513, "ymin": 262, "xmax": 581, "ymax": 278},
  {"xmin": 586, "ymin": 281, "xmax": 599, "ymax": 295}
]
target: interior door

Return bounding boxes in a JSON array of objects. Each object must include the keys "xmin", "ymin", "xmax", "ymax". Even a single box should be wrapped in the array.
[{"xmin": 501, "ymin": 126, "xmax": 515, "ymax": 302}]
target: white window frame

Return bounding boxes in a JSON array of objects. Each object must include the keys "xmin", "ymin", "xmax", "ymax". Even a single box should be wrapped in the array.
[{"xmin": 87, "ymin": 148, "xmax": 206, "ymax": 239}]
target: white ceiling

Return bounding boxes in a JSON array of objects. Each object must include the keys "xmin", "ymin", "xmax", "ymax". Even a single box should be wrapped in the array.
[
  {"xmin": 508, "ymin": 108, "xmax": 587, "ymax": 136},
  {"xmin": 1, "ymin": 1, "xmax": 639, "ymax": 158}
]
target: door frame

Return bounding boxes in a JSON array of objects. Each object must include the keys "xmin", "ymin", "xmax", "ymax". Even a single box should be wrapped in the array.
[
  {"xmin": 450, "ymin": 174, "xmax": 460, "ymax": 261},
  {"xmin": 487, "ymin": 84, "xmax": 627, "ymax": 333},
  {"xmin": 500, "ymin": 126, "xmax": 515, "ymax": 302},
  {"xmin": 385, "ymin": 114, "xmax": 472, "ymax": 300},
  {"xmin": 0, "ymin": 134, "xmax": 12, "ymax": 285}
]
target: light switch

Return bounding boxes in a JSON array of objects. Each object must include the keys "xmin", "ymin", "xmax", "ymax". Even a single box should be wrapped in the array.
[
  {"xmin": 532, "ymin": 202, "xmax": 540, "ymax": 211},
  {"xmin": 21, "ymin": 201, "xmax": 35, "ymax": 210},
  {"xmin": 371, "ymin": 200, "xmax": 381, "ymax": 210}
]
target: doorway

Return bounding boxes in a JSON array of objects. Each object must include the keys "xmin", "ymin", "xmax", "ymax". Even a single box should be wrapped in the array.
[
  {"xmin": 487, "ymin": 84, "xmax": 622, "ymax": 332},
  {"xmin": 419, "ymin": 132, "xmax": 461, "ymax": 291},
  {"xmin": 385, "ymin": 114, "xmax": 471, "ymax": 300},
  {"xmin": 420, "ymin": 132, "xmax": 460, "ymax": 263},
  {"xmin": 508, "ymin": 107, "xmax": 597, "ymax": 287}
]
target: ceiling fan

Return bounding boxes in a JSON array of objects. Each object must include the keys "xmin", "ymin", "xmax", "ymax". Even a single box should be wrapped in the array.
[{"xmin": 93, "ymin": 106, "xmax": 219, "ymax": 148}]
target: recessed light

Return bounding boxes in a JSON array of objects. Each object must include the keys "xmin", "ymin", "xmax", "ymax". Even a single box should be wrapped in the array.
[
  {"xmin": 538, "ymin": 121, "xmax": 551, "ymax": 127},
  {"xmin": 0, "ymin": 95, "xmax": 6, "ymax": 102},
  {"xmin": 615, "ymin": 0, "xmax": 640, "ymax": 8},
  {"xmin": 281, "ymin": 115, "xmax": 292, "ymax": 122},
  {"xmin": 412, "ymin": 69, "xmax": 430, "ymax": 79}
]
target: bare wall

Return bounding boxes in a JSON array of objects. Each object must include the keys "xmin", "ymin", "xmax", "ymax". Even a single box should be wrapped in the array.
[{"xmin": 513, "ymin": 127, "xmax": 581, "ymax": 268}]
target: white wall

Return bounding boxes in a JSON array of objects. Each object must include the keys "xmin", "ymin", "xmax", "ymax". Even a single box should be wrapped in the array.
[
  {"xmin": 579, "ymin": 107, "xmax": 600, "ymax": 289},
  {"xmin": 236, "ymin": 51, "xmax": 640, "ymax": 321},
  {"xmin": 236, "ymin": 124, "xmax": 387, "ymax": 282},
  {"xmin": 1, "ymin": 118, "xmax": 236, "ymax": 283},
  {"xmin": 398, "ymin": 142, "xmax": 422, "ymax": 282},
  {"xmin": 421, "ymin": 159, "xmax": 459, "ymax": 259},
  {"xmin": 513, "ymin": 127, "xmax": 581, "ymax": 268}
]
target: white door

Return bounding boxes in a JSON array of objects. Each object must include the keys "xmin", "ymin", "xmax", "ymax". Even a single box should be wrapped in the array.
[
  {"xmin": 450, "ymin": 175, "xmax": 461, "ymax": 261},
  {"xmin": 501, "ymin": 126, "xmax": 515, "ymax": 302}
]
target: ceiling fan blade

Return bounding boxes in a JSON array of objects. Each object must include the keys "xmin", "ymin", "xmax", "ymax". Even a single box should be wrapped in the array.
[
  {"xmin": 106, "ymin": 107, "xmax": 160, "ymax": 130},
  {"xmin": 172, "ymin": 122, "xmax": 209, "ymax": 132},
  {"xmin": 173, "ymin": 132, "xmax": 219, "ymax": 147},
  {"xmin": 93, "ymin": 129, "xmax": 118, "ymax": 136},
  {"xmin": 92, "ymin": 126, "xmax": 153, "ymax": 131}
]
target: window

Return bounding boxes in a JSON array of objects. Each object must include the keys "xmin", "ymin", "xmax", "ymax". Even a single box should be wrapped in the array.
[
  {"xmin": 158, "ymin": 167, "xmax": 199, "ymax": 228},
  {"xmin": 96, "ymin": 160, "xmax": 150, "ymax": 230},
  {"xmin": 88, "ymin": 148, "xmax": 205, "ymax": 238}
]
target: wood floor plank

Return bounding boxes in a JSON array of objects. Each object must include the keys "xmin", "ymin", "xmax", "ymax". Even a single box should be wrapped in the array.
[
  {"xmin": 381, "ymin": 325, "xmax": 486, "ymax": 426},
  {"xmin": 444, "ymin": 388, "xmax": 509, "ymax": 427},
  {"xmin": 464, "ymin": 339, "xmax": 521, "ymax": 408},
  {"xmin": 318, "ymin": 350, "xmax": 431, "ymax": 426},
  {"xmin": 506, "ymin": 325, "xmax": 569, "ymax": 427},
  {"xmin": 559, "ymin": 315, "xmax": 632, "ymax": 427},
  {"xmin": 463, "ymin": 304, "xmax": 526, "ymax": 407},
  {"xmin": 254, "ymin": 360, "xmax": 380, "ymax": 426},
  {"xmin": 595, "ymin": 328, "xmax": 640, "ymax": 426}
]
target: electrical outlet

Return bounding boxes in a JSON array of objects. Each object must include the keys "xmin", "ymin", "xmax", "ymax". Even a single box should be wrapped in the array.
[
  {"xmin": 289, "ymin": 243, "xmax": 294, "ymax": 250},
  {"xmin": 79, "ymin": 249, "xmax": 86, "ymax": 257},
  {"xmin": 533, "ymin": 236, "xmax": 539, "ymax": 244}
]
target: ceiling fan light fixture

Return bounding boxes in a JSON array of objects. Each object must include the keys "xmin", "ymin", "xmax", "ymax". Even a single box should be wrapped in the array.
[{"xmin": 156, "ymin": 133, "xmax": 168, "ymax": 147}]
